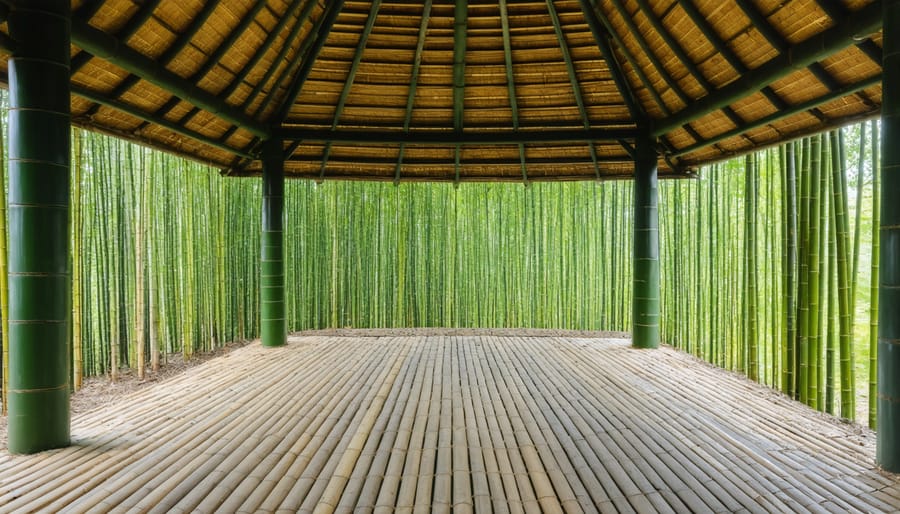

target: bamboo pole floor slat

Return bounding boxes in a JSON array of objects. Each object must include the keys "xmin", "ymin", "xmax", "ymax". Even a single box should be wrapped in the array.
[{"xmin": 1, "ymin": 334, "xmax": 898, "ymax": 513}]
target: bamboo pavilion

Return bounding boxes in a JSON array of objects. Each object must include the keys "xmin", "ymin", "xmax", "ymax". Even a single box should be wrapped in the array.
[{"xmin": 1, "ymin": 0, "xmax": 899, "ymax": 503}]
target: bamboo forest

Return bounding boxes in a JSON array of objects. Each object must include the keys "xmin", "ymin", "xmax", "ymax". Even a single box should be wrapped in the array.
[{"xmin": 0, "ymin": 103, "xmax": 883, "ymax": 429}]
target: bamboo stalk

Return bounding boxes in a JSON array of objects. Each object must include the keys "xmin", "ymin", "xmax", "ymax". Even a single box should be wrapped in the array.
[
  {"xmin": 783, "ymin": 142, "xmax": 798, "ymax": 394},
  {"xmin": 828, "ymin": 130, "xmax": 855, "ymax": 420},
  {"xmin": 744, "ymin": 154, "xmax": 759, "ymax": 381},
  {"xmin": 71, "ymin": 130, "xmax": 83, "ymax": 390},
  {"xmin": 869, "ymin": 119, "xmax": 880, "ymax": 429},
  {"xmin": 135, "ymin": 148, "xmax": 146, "ymax": 380}
]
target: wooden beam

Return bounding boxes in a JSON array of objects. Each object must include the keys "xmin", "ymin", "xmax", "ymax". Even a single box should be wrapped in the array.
[
  {"xmin": 736, "ymin": 0, "xmax": 843, "ymax": 93},
  {"xmin": 213, "ymin": 0, "xmax": 318, "ymax": 164},
  {"xmin": 631, "ymin": 0, "xmax": 753, "ymax": 146},
  {"xmin": 672, "ymin": 75, "xmax": 880, "ymax": 157},
  {"xmin": 395, "ymin": 0, "xmax": 433, "ymax": 184},
  {"xmin": 274, "ymin": 0, "xmax": 345, "ymax": 124},
  {"xmin": 499, "ymin": 0, "xmax": 528, "ymax": 182},
  {"xmin": 70, "ymin": 0, "xmax": 162, "ymax": 75},
  {"xmin": 586, "ymin": 0, "xmax": 685, "ymax": 165},
  {"xmin": 651, "ymin": 1, "xmax": 882, "ymax": 137},
  {"xmin": 633, "ymin": 0, "xmax": 709, "ymax": 93},
  {"xmin": 582, "ymin": 0, "xmax": 679, "ymax": 150},
  {"xmin": 545, "ymin": 0, "xmax": 601, "ymax": 179},
  {"xmin": 238, "ymin": 0, "xmax": 318, "ymax": 112},
  {"xmin": 452, "ymin": 0, "xmax": 468, "ymax": 131},
  {"xmin": 679, "ymin": 0, "xmax": 789, "ymax": 111},
  {"xmin": 289, "ymin": 154, "xmax": 634, "ymax": 166},
  {"xmin": 191, "ymin": 0, "xmax": 269, "ymax": 84},
  {"xmin": 231, "ymin": 171, "xmax": 673, "ymax": 183},
  {"xmin": 70, "ymin": 18, "xmax": 271, "ymax": 139},
  {"xmin": 70, "ymin": 85, "xmax": 255, "ymax": 160},
  {"xmin": 608, "ymin": 0, "xmax": 690, "ymax": 105},
  {"xmin": 578, "ymin": 0, "xmax": 644, "ymax": 122},
  {"xmin": 279, "ymin": 128, "xmax": 638, "ymax": 145},
  {"xmin": 85, "ymin": 0, "xmax": 222, "ymax": 118},
  {"xmin": 321, "ymin": 0, "xmax": 383, "ymax": 180}
]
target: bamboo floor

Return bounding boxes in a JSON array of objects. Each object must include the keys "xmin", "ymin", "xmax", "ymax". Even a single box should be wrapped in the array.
[{"xmin": 1, "ymin": 334, "xmax": 899, "ymax": 513}]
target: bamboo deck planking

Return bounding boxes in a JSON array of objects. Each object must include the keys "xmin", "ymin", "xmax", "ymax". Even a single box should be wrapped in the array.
[{"xmin": 1, "ymin": 334, "xmax": 898, "ymax": 513}]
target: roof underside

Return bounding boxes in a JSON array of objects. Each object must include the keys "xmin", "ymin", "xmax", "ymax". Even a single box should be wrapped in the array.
[{"xmin": 0, "ymin": 0, "xmax": 884, "ymax": 182}]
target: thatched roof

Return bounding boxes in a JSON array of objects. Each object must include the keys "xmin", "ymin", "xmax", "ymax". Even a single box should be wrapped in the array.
[{"xmin": 0, "ymin": 1, "xmax": 884, "ymax": 182}]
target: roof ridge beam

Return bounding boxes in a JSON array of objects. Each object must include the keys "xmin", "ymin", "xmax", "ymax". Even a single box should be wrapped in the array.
[
  {"xmin": 70, "ymin": 18, "xmax": 272, "ymax": 139},
  {"xmin": 279, "ymin": 128, "xmax": 637, "ymax": 145},
  {"xmin": 650, "ymin": 1, "xmax": 882, "ymax": 138}
]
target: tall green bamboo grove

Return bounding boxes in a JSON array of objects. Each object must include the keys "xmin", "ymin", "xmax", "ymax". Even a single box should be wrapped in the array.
[
  {"xmin": 283, "ymin": 180, "xmax": 634, "ymax": 330},
  {"xmin": 0, "ymin": 103, "xmax": 884, "ymax": 433},
  {"xmin": 70, "ymin": 131, "xmax": 262, "ymax": 382},
  {"xmin": 660, "ymin": 123, "xmax": 879, "ymax": 425}
]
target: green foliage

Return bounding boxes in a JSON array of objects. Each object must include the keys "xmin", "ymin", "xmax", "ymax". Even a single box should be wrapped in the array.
[
  {"xmin": 660, "ymin": 125, "xmax": 878, "ymax": 425},
  {"xmin": 72, "ymin": 131, "xmax": 261, "ymax": 377},
  {"xmin": 0, "ymin": 105, "xmax": 881, "ymax": 430},
  {"xmin": 284, "ymin": 180, "xmax": 634, "ymax": 330}
]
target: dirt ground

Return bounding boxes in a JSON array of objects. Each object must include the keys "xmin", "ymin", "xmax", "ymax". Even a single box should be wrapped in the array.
[{"xmin": 0, "ymin": 338, "xmax": 255, "ymax": 452}]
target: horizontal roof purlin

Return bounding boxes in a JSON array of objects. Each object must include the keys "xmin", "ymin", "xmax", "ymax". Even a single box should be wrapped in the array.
[{"xmin": 0, "ymin": 0, "xmax": 884, "ymax": 181}]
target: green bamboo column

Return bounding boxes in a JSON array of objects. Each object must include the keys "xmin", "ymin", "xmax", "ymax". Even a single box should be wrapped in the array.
[
  {"xmin": 261, "ymin": 140, "xmax": 286, "ymax": 347},
  {"xmin": 879, "ymin": 0, "xmax": 900, "ymax": 472},
  {"xmin": 6, "ymin": 1, "xmax": 72, "ymax": 453},
  {"xmin": 633, "ymin": 136, "xmax": 660, "ymax": 348}
]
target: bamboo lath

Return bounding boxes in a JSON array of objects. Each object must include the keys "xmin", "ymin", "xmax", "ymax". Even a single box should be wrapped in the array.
[
  {"xmin": 0, "ymin": 0, "xmax": 884, "ymax": 182},
  {"xmin": 1, "ymin": 334, "xmax": 898, "ymax": 511}
]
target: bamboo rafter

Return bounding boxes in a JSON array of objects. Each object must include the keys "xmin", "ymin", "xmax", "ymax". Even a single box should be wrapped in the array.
[
  {"xmin": 0, "ymin": 0, "xmax": 881, "ymax": 181},
  {"xmin": 651, "ymin": 1, "xmax": 882, "ymax": 137}
]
